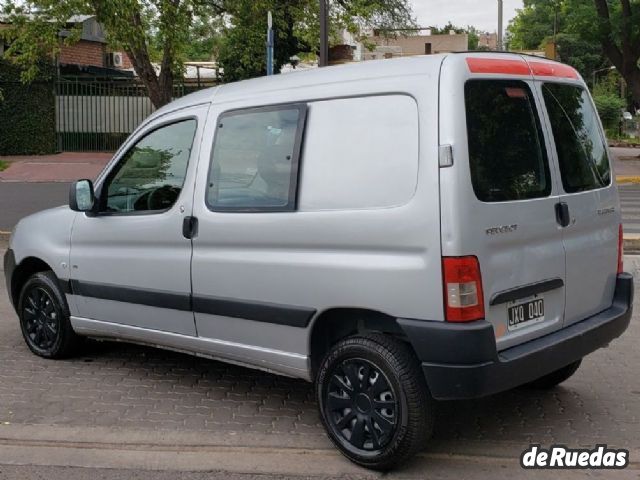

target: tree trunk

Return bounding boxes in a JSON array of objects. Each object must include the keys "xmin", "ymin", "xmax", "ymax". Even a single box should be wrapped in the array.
[{"xmin": 624, "ymin": 68, "xmax": 640, "ymax": 108}]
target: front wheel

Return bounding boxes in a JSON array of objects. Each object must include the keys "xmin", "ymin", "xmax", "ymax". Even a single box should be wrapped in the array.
[
  {"xmin": 315, "ymin": 333, "xmax": 434, "ymax": 471},
  {"xmin": 18, "ymin": 271, "xmax": 81, "ymax": 359}
]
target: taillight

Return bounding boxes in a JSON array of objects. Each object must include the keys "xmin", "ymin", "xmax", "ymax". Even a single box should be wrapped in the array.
[
  {"xmin": 442, "ymin": 256, "xmax": 485, "ymax": 322},
  {"xmin": 618, "ymin": 224, "xmax": 624, "ymax": 274}
]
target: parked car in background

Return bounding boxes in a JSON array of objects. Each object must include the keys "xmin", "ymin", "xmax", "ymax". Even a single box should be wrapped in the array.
[{"xmin": 4, "ymin": 52, "xmax": 633, "ymax": 470}]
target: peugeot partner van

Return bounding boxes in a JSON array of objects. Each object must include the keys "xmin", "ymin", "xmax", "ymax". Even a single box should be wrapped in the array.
[{"xmin": 3, "ymin": 53, "xmax": 633, "ymax": 470}]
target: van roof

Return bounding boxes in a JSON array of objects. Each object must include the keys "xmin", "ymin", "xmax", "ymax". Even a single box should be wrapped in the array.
[{"xmin": 151, "ymin": 52, "xmax": 578, "ymax": 119}]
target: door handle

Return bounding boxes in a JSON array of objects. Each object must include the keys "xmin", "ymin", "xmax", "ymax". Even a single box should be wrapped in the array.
[
  {"xmin": 555, "ymin": 202, "xmax": 570, "ymax": 228},
  {"xmin": 182, "ymin": 216, "xmax": 198, "ymax": 239}
]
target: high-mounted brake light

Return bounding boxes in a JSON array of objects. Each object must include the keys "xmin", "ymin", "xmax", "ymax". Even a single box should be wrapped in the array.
[
  {"xmin": 618, "ymin": 224, "xmax": 624, "ymax": 274},
  {"xmin": 465, "ymin": 57, "xmax": 579, "ymax": 80},
  {"xmin": 442, "ymin": 256, "xmax": 485, "ymax": 322}
]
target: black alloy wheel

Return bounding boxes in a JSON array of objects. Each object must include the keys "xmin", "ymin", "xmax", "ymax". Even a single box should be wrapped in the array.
[
  {"xmin": 18, "ymin": 271, "xmax": 81, "ymax": 359},
  {"xmin": 316, "ymin": 334, "xmax": 434, "ymax": 470},
  {"xmin": 325, "ymin": 358, "xmax": 398, "ymax": 453},
  {"xmin": 22, "ymin": 286, "xmax": 60, "ymax": 352}
]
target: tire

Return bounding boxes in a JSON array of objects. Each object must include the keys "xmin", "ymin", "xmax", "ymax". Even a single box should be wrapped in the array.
[
  {"xmin": 18, "ymin": 271, "xmax": 81, "ymax": 359},
  {"xmin": 315, "ymin": 333, "xmax": 434, "ymax": 471},
  {"xmin": 526, "ymin": 360, "xmax": 582, "ymax": 389}
]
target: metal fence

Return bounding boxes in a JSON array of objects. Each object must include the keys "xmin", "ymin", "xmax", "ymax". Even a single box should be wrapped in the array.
[{"xmin": 55, "ymin": 77, "xmax": 215, "ymax": 152}]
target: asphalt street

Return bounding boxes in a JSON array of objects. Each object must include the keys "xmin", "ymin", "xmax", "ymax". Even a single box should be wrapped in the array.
[
  {"xmin": 0, "ymin": 182, "xmax": 69, "ymax": 232},
  {"xmin": 620, "ymin": 184, "xmax": 640, "ymax": 234}
]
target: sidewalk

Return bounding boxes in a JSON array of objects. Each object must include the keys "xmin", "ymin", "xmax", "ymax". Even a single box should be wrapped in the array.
[{"xmin": 0, "ymin": 152, "xmax": 112, "ymax": 183}]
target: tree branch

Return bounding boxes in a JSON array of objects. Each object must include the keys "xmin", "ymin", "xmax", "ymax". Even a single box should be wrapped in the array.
[{"xmin": 593, "ymin": 0, "xmax": 624, "ymax": 68}]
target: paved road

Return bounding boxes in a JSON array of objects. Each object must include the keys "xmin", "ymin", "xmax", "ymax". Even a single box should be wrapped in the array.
[
  {"xmin": 0, "ymin": 183, "xmax": 69, "ymax": 232},
  {"xmin": 0, "ymin": 249, "xmax": 639, "ymax": 477},
  {"xmin": 620, "ymin": 185, "xmax": 640, "ymax": 234}
]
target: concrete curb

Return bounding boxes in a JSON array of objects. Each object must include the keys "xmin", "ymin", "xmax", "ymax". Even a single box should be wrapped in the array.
[
  {"xmin": 624, "ymin": 234, "xmax": 640, "ymax": 254},
  {"xmin": 617, "ymin": 175, "xmax": 640, "ymax": 184}
]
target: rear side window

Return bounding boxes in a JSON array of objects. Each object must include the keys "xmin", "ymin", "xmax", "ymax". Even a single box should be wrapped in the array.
[
  {"xmin": 207, "ymin": 104, "xmax": 307, "ymax": 212},
  {"xmin": 542, "ymin": 83, "xmax": 611, "ymax": 192},
  {"xmin": 465, "ymin": 80, "xmax": 551, "ymax": 202}
]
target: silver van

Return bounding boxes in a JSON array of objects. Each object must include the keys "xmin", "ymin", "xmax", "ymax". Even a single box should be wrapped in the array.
[{"xmin": 3, "ymin": 53, "xmax": 633, "ymax": 470}]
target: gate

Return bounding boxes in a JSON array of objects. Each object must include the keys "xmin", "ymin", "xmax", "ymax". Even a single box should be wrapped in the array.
[{"xmin": 55, "ymin": 77, "xmax": 214, "ymax": 152}]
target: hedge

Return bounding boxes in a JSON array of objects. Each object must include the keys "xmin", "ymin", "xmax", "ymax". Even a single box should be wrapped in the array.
[
  {"xmin": 0, "ymin": 60, "xmax": 57, "ymax": 155},
  {"xmin": 593, "ymin": 92, "xmax": 625, "ymax": 132}
]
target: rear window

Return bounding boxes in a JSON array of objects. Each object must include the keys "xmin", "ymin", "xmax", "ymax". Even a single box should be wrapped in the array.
[
  {"xmin": 541, "ymin": 83, "xmax": 611, "ymax": 193},
  {"xmin": 465, "ymin": 80, "xmax": 551, "ymax": 202}
]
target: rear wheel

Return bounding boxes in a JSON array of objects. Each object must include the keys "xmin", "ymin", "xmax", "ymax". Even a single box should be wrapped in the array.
[
  {"xmin": 315, "ymin": 333, "xmax": 433, "ymax": 471},
  {"xmin": 526, "ymin": 359, "xmax": 582, "ymax": 389},
  {"xmin": 18, "ymin": 271, "xmax": 81, "ymax": 359}
]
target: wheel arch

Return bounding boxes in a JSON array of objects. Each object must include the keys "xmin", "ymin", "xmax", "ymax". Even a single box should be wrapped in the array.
[
  {"xmin": 308, "ymin": 308, "xmax": 408, "ymax": 380},
  {"xmin": 10, "ymin": 256, "xmax": 55, "ymax": 309}
]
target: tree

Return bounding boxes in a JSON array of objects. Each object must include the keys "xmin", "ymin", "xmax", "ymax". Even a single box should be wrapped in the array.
[
  {"xmin": 508, "ymin": 0, "xmax": 640, "ymax": 106},
  {"xmin": 508, "ymin": 0, "xmax": 563, "ymax": 50},
  {"xmin": 554, "ymin": 32, "xmax": 608, "ymax": 81},
  {"xmin": 2, "ymin": 0, "xmax": 415, "ymax": 103},
  {"xmin": 1, "ymin": 0, "xmax": 224, "ymax": 108},
  {"xmin": 591, "ymin": 0, "xmax": 640, "ymax": 107},
  {"xmin": 216, "ymin": 0, "xmax": 416, "ymax": 82}
]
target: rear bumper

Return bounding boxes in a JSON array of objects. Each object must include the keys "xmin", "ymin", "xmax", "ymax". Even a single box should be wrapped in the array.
[{"xmin": 398, "ymin": 273, "xmax": 633, "ymax": 400}]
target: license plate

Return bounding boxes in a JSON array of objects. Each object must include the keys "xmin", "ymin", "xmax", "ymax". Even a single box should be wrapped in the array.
[{"xmin": 507, "ymin": 296, "xmax": 544, "ymax": 331}]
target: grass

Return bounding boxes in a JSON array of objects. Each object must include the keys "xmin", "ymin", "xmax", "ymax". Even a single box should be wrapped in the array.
[
  {"xmin": 615, "ymin": 138, "xmax": 640, "ymax": 147},
  {"xmin": 0, "ymin": 160, "xmax": 9, "ymax": 172}
]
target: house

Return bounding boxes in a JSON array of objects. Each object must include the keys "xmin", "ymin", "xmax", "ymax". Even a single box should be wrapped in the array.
[
  {"xmin": 477, "ymin": 32, "xmax": 498, "ymax": 50},
  {"xmin": 0, "ymin": 15, "xmax": 134, "ymax": 76},
  {"xmin": 362, "ymin": 29, "xmax": 469, "ymax": 60}
]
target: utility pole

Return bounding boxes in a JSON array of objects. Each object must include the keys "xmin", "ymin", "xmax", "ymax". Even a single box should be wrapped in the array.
[
  {"xmin": 497, "ymin": 0, "xmax": 504, "ymax": 51},
  {"xmin": 266, "ymin": 11, "xmax": 274, "ymax": 76},
  {"xmin": 319, "ymin": 0, "xmax": 329, "ymax": 67}
]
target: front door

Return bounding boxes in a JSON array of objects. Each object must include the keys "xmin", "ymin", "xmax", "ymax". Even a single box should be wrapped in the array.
[
  {"xmin": 68, "ymin": 106, "xmax": 208, "ymax": 335},
  {"xmin": 539, "ymin": 82, "xmax": 620, "ymax": 326}
]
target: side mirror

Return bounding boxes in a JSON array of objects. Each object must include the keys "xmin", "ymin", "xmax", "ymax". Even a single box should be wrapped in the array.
[{"xmin": 69, "ymin": 179, "xmax": 95, "ymax": 212}]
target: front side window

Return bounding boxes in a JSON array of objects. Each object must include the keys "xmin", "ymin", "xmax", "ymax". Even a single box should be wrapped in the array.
[
  {"xmin": 542, "ymin": 83, "xmax": 611, "ymax": 193},
  {"xmin": 465, "ymin": 80, "xmax": 551, "ymax": 202},
  {"xmin": 102, "ymin": 119, "xmax": 197, "ymax": 213},
  {"xmin": 207, "ymin": 105, "xmax": 306, "ymax": 212}
]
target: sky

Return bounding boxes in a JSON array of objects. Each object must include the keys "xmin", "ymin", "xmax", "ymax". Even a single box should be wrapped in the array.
[{"xmin": 412, "ymin": 0, "xmax": 523, "ymax": 33}]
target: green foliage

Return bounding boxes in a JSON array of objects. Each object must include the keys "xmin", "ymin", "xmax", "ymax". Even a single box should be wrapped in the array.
[
  {"xmin": 183, "ymin": 16, "xmax": 225, "ymax": 62},
  {"xmin": 0, "ymin": 59, "xmax": 56, "ymax": 155},
  {"xmin": 0, "ymin": 160, "xmax": 8, "ymax": 171},
  {"xmin": 217, "ymin": 0, "xmax": 416, "ymax": 82},
  {"xmin": 593, "ymin": 92, "xmax": 624, "ymax": 131},
  {"xmin": 554, "ymin": 33, "xmax": 608, "ymax": 81},
  {"xmin": 508, "ymin": 0, "xmax": 563, "ymax": 50},
  {"xmin": 1, "ymin": 0, "xmax": 214, "ymax": 107},
  {"xmin": 508, "ymin": 0, "xmax": 640, "ymax": 106},
  {"xmin": 217, "ymin": 0, "xmax": 306, "ymax": 83}
]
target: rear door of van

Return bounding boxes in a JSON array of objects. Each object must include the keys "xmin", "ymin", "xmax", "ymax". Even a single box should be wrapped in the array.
[
  {"xmin": 439, "ymin": 54, "xmax": 567, "ymax": 350},
  {"xmin": 533, "ymin": 70, "xmax": 621, "ymax": 327}
]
